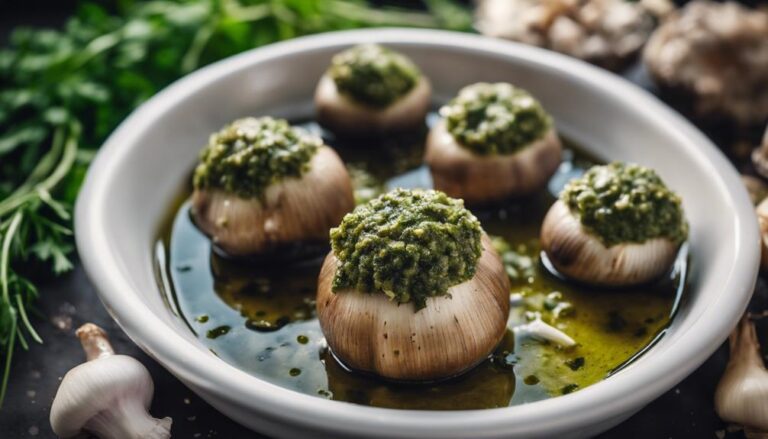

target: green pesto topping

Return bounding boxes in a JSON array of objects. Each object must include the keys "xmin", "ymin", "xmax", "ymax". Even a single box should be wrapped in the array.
[
  {"xmin": 561, "ymin": 162, "xmax": 688, "ymax": 247},
  {"xmin": 441, "ymin": 82, "xmax": 552, "ymax": 155},
  {"xmin": 330, "ymin": 189, "xmax": 483, "ymax": 310},
  {"xmin": 193, "ymin": 117, "xmax": 320, "ymax": 199},
  {"xmin": 328, "ymin": 44, "xmax": 421, "ymax": 108}
]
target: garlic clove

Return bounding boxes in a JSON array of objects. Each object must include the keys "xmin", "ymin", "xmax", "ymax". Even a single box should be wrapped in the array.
[
  {"xmin": 315, "ymin": 73, "xmax": 432, "ymax": 137},
  {"xmin": 192, "ymin": 145, "xmax": 354, "ymax": 256},
  {"xmin": 425, "ymin": 120, "xmax": 562, "ymax": 205},
  {"xmin": 715, "ymin": 315, "xmax": 768, "ymax": 433},
  {"xmin": 50, "ymin": 323, "xmax": 171, "ymax": 439},
  {"xmin": 316, "ymin": 234, "xmax": 511, "ymax": 381},
  {"xmin": 540, "ymin": 200, "xmax": 679, "ymax": 286},
  {"xmin": 757, "ymin": 198, "xmax": 768, "ymax": 271},
  {"xmin": 514, "ymin": 316, "xmax": 576, "ymax": 347}
]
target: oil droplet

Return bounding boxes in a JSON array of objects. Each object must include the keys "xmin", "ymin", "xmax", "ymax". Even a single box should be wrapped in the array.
[
  {"xmin": 297, "ymin": 335, "xmax": 309, "ymax": 344},
  {"xmin": 206, "ymin": 325, "xmax": 231, "ymax": 339},
  {"xmin": 289, "ymin": 368, "xmax": 302, "ymax": 377}
]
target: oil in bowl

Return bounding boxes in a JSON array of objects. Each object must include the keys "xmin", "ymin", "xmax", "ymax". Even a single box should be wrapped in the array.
[{"xmin": 155, "ymin": 118, "xmax": 687, "ymax": 410}]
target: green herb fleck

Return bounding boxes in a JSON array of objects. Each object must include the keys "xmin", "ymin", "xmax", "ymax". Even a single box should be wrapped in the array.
[
  {"xmin": 441, "ymin": 82, "xmax": 551, "ymax": 155},
  {"xmin": 565, "ymin": 357, "xmax": 585, "ymax": 371},
  {"xmin": 562, "ymin": 383, "xmax": 579, "ymax": 394},
  {"xmin": 561, "ymin": 162, "xmax": 688, "ymax": 247},
  {"xmin": 329, "ymin": 44, "xmax": 421, "ymax": 108},
  {"xmin": 297, "ymin": 335, "xmax": 309, "ymax": 344},
  {"xmin": 289, "ymin": 368, "xmax": 302, "ymax": 377},
  {"xmin": 195, "ymin": 315, "xmax": 209, "ymax": 323},
  {"xmin": 524, "ymin": 375, "xmax": 540, "ymax": 385},
  {"xmin": 330, "ymin": 189, "xmax": 483, "ymax": 310},
  {"xmin": 206, "ymin": 325, "xmax": 231, "ymax": 339},
  {"xmin": 193, "ymin": 117, "xmax": 320, "ymax": 199}
]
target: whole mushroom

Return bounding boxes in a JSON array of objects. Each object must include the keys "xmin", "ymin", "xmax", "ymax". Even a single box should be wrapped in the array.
[
  {"xmin": 50, "ymin": 323, "xmax": 171, "ymax": 439},
  {"xmin": 317, "ymin": 189, "xmax": 511, "ymax": 381},
  {"xmin": 541, "ymin": 162, "xmax": 687, "ymax": 286},
  {"xmin": 476, "ymin": 0, "xmax": 672, "ymax": 71},
  {"xmin": 644, "ymin": 1, "xmax": 768, "ymax": 127},
  {"xmin": 191, "ymin": 117, "xmax": 354, "ymax": 257},
  {"xmin": 425, "ymin": 82, "xmax": 562, "ymax": 205},
  {"xmin": 315, "ymin": 44, "xmax": 431, "ymax": 137}
]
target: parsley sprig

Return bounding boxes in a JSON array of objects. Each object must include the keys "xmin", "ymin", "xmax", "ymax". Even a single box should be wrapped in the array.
[{"xmin": 0, "ymin": 0, "xmax": 471, "ymax": 405}]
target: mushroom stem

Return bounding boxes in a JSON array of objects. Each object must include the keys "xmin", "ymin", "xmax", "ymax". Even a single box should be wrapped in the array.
[
  {"xmin": 84, "ymin": 399, "xmax": 173, "ymax": 439},
  {"xmin": 77, "ymin": 323, "xmax": 115, "ymax": 361}
]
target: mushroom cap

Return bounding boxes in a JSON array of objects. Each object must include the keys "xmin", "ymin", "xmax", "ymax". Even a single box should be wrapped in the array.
[
  {"xmin": 315, "ymin": 73, "xmax": 432, "ymax": 137},
  {"xmin": 50, "ymin": 355, "xmax": 153, "ymax": 438},
  {"xmin": 316, "ymin": 234, "xmax": 511, "ymax": 381},
  {"xmin": 192, "ymin": 145, "xmax": 354, "ymax": 256},
  {"xmin": 425, "ymin": 120, "xmax": 562, "ymax": 205},
  {"xmin": 541, "ymin": 200, "xmax": 680, "ymax": 286}
]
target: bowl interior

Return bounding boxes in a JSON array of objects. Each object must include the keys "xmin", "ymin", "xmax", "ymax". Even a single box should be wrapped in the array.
[{"xmin": 76, "ymin": 29, "xmax": 758, "ymax": 438}]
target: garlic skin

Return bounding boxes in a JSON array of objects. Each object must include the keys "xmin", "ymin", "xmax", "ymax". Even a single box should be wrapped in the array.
[
  {"xmin": 425, "ymin": 120, "xmax": 562, "ymax": 205},
  {"xmin": 715, "ymin": 316, "xmax": 768, "ymax": 434},
  {"xmin": 192, "ymin": 146, "xmax": 354, "ymax": 256},
  {"xmin": 315, "ymin": 73, "xmax": 431, "ymax": 137},
  {"xmin": 316, "ymin": 234, "xmax": 510, "ymax": 381},
  {"xmin": 541, "ymin": 200, "xmax": 679, "ymax": 286},
  {"xmin": 50, "ymin": 323, "xmax": 172, "ymax": 439}
]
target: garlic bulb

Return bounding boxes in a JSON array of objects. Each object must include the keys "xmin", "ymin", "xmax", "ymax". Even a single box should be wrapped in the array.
[
  {"xmin": 541, "ymin": 199, "xmax": 679, "ymax": 286},
  {"xmin": 315, "ymin": 74, "xmax": 431, "ymax": 136},
  {"xmin": 192, "ymin": 145, "xmax": 354, "ymax": 257},
  {"xmin": 50, "ymin": 323, "xmax": 172, "ymax": 439},
  {"xmin": 316, "ymin": 234, "xmax": 510, "ymax": 381},
  {"xmin": 426, "ymin": 121, "xmax": 562, "ymax": 205},
  {"xmin": 715, "ymin": 315, "xmax": 768, "ymax": 434}
]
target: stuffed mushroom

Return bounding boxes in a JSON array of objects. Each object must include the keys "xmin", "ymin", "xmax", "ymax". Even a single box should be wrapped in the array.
[
  {"xmin": 425, "ymin": 82, "xmax": 562, "ymax": 205},
  {"xmin": 191, "ymin": 117, "xmax": 355, "ymax": 257},
  {"xmin": 541, "ymin": 162, "xmax": 687, "ymax": 286},
  {"xmin": 316, "ymin": 189, "xmax": 510, "ymax": 381},
  {"xmin": 315, "ymin": 44, "xmax": 432, "ymax": 136}
]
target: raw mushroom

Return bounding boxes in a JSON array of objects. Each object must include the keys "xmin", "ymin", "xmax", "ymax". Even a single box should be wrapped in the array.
[
  {"xmin": 425, "ymin": 83, "xmax": 562, "ymax": 205},
  {"xmin": 541, "ymin": 200, "xmax": 679, "ymax": 286},
  {"xmin": 752, "ymin": 125, "xmax": 768, "ymax": 180},
  {"xmin": 476, "ymin": 0, "xmax": 672, "ymax": 71},
  {"xmin": 315, "ymin": 44, "xmax": 431, "ymax": 137},
  {"xmin": 192, "ymin": 118, "xmax": 355, "ymax": 257},
  {"xmin": 643, "ymin": 1, "xmax": 768, "ymax": 127},
  {"xmin": 317, "ymin": 233, "xmax": 510, "ymax": 381},
  {"xmin": 50, "ymin": 323, "xmax": 172, "ymax": 439},
  {"xmin": 715, "ymin": 315, "xmax": 768, "ymax": 437}
]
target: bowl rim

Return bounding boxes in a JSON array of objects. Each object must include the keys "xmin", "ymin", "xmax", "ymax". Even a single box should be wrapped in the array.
[{"xmin": 75, "ymin": 28, "xmax": 760, "ymax": 437}]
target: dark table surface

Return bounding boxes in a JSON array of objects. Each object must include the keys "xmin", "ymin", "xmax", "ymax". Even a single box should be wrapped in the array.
[{"xmin": 3, "ymin": 4, "xmax": 768, "ymax": 439}]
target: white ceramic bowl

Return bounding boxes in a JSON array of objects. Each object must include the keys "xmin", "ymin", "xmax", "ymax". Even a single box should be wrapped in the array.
[{"xmin": 75, "ymin": 29, "xmax": 760, "ymax": 438}]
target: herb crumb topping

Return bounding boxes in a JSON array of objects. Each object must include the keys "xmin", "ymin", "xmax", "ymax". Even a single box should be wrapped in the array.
[{"xmin": 330, "ymin": 189, "xmax": 482, "ymax": 309}]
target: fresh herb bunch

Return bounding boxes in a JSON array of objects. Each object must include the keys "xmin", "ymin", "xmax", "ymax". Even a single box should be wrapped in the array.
[{"xmin": 0, "ymin": 0, "xmax": 472, "ymax": 405}]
